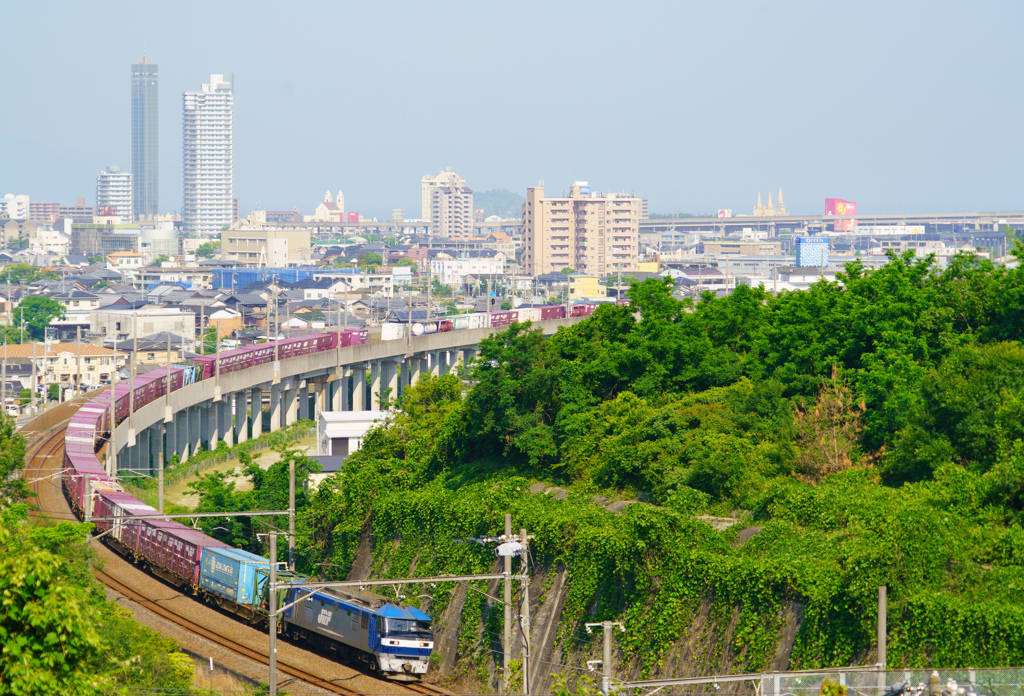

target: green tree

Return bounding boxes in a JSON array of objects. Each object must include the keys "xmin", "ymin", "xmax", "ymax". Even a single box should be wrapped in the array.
[
  {"xmin": 501, "ymin": 300, "xmax": 512, "ymax": 310},
  {"xmin": 195, "ymin": 241, "xmax": 220, "ymax": 259},
  {"xmin": 395, "ymin": 258, "xmax": 419, "ymax": 269},
  {"xmin": 0, "ymin": 325, "xmax": 21, "ymax": 344},
  {"xmin": 359, "ymin": 252, "xmax": 383, "ymax": 266},
  {"xmin": 152, "ymin": 254, "xmax": 170, "ymax": 264},
  {"xmin": 0, "ymin": 263, "xmax": 43, "ymax": 284},
  {"xmin": 0, "ymin": 525, "xmax": 106, "ymax": 695},
  {"xmin": 0, "ymin": 412, "xmax": 27, "ymax": 504},
  {"xmin": 48, "ymin": 383, "xmax": 60, "ymax": 401},
  {"xmin": 199, "ymin": 326, "xmax": 218, "ymax": 355},
  {"xmin": 560, "ymin": 267, "xmax": 575, "ymax": 275},
  {"xmin": 17, "ymin": 296, "xmax": 65, "ymax": 340}
]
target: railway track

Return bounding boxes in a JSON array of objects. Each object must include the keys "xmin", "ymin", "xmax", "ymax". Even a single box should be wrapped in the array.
[
  {"xmin": 95, "ymin": 567, "xmax": 366, "ymax": 695},
  {"xmin": 21, "ymin": 418, "xmax": 454, "ymax": 696}
]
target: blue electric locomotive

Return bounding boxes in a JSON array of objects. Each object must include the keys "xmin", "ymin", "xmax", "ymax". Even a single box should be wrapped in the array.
[{"xmin": 282, "ymin": 587, "xmax": 433, "ymax": 680}]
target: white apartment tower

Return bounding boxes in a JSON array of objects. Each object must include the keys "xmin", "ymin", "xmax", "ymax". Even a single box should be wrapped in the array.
[
  {"xmin": 421, "ymin": 167, "xmax": 466, "ymax": 221},
  {"xmin": 523, "ymin": 182, "xmax": 641, "ymax": 277},
  {"xmin": 96, "ymin": 166, "xmax": 133, "ymax": 220},
  {"xmin": 430, "ymin": 185, "xmax": 474, "ymax": 237},
  {"xmin": 182, "ymin": 73, "xmax": 234, "ymax": 235}
]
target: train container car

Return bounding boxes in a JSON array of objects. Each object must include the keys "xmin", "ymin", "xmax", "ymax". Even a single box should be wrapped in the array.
[
  {"xmin": 337, "ymin": 328, "xmax": 365, "ymax": 347},
  {"xmin": 92, "ymin": 491, "xmax": 159, "ymax": 554},
  {"xmin": 198, "ymin": 547, "xmax": 270, "ymax": 621},
  {"xmin": 282, "ymin": 587, "xmax": 433, "ymax": 679},
  {"xmin": 451, "ymin": 312, "xmax": 489, "ymax": 331},
  {"xmin": 517, "ymin": 307, "xmax": 542, "ymax": 323},
  {"xmin": 193, "ymin": 355, "xmax": 215, "ymax": 380},
  {"xmin": 489, "ymin": 311, "xmax": 518, "ymax": 327},
  {"xmin": 138, "ymin": 520, "xmax": 229, "ymax": 590},
  {"xmin": 72, "ymin": 474, "xmax": 122, "ymax": 519},
  {"xmin": 540, "ymin": 305, "xmax": 566, "ymax": 321},
  {"xmin": 570, "ymin": 303, "xmax": 598, "ymax": 317},
  {"xmin": 410, "ymin": 319, "xmax": 454, "ymax": 336}
]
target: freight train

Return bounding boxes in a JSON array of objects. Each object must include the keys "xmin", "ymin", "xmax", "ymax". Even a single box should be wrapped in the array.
[
  {"xmin": 62, "ymin": 329, "xmax": 434, "ymax": 679},
  {"xmin": 60, "ymin": 304, "xmax": 608, "ymax": 678}
]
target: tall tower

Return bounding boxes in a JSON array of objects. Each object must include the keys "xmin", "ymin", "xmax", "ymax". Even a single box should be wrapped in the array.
[
  {"xmin": 182, "ymin": 73, "xmax": 234, "ymax": 235},
  {"xmin": 131, "ymin": 56, "xmax": 158, "ymax": 220}
]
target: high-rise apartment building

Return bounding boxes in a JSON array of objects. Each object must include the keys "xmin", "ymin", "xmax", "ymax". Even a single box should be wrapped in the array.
[
  {"xmin": 131, "ymin": 57, "xmax": 158, "ymax": 220},
  {"xmin": 430, "ymin": 185, "xmax": 474, "ymax": 237},
  {"xmin": 96, "ymin": 166, "xmax": 133, "ymax": 219},
  {"xmin": 522, "ymin": 182, "xmax": 640, "ymax": 277},
  {"xmin": 421, "ymin": 167, "xmax": 465, "ymax": 221},
  {"xmin": 183, "ymin": 73, "xmax": 234, "ymax": 235}
]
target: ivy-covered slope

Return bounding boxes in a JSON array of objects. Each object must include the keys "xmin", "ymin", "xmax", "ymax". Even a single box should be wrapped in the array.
[{"xmin": 278, "ymin": 251, "xmax": 1024, "ymax": 690}]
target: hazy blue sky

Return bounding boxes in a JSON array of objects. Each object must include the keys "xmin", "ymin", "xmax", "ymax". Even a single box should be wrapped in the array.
[{"xmin": 1, "ymin": 1, "xmax": 1021, "ymax": 218}]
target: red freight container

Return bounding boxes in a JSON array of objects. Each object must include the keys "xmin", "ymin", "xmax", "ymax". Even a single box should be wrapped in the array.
[
  {"xmin": 138, "ymin": 520, "xmax": 229, "ymax": 589},
  {"xmin": 489, "ymin": 311, "xmax": 518, "ymax": 327}
]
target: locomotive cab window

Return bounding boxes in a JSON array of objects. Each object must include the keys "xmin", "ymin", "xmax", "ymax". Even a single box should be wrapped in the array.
[
  {"xmin": 385, "ymin": 618, "xmax": 432, "ymax": 636},
  {"xmin": 360, "ymin": 612, "xmax": 368, "ymax": 630}
]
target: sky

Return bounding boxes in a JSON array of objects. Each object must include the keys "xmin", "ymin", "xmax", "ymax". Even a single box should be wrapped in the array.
[{"xmin": 1, "ymin": 1, "xmax": 1022, "ymax": 219}]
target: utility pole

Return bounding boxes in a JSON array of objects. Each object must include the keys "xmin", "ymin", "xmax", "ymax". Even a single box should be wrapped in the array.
[
  {"xmin": 269, "ymin": 533, "xmax": 279, "ymax": 695},
  {"xmin": 76, "ymin": 327, "xmax": 82, "ymax": 395},
  {"xmin": 129, "ymin": 313, "xmax": 137, "ymax": 433},
  {"xmin": 1, "ymin": 341, "xmax": 6, "ymax": 414},
  {"xmin": 107, "ymin": 335, "xmax": 116, "ymax": 476},
  {"xmin": 157, "ymin": 424, "xmax": 165, "ymax": 513},
  {"xmin": 31, "ymin": 341, "xmax": 37, "ymax": 415},
  {"xmin": 503, "ymin": 513, "xmax": 513, "ymax": 693},
  {"xmin": 878, "ymin": 585, "xmax": 887, "ymax": 695},
  {"xmin": 288, "ymin": 459, "xmax": 296, "ymax": 572},
  {"xmin": 520, "ymin": 527, "xmax": 531, "ymax": 696},
  {"xmin": 585, "ymin": 621, "xmax": 625, "ymax": 695},
  {"xmin": 165, "ymin": 332, "xmax": 173, "ymax": 420}
]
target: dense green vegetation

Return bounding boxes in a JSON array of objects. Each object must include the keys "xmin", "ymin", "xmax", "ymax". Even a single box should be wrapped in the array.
[
  {"xmin": 0, "ymin": 417, "xmax": 196, "ymax": 694},
  {"xmin": 255, "ymin": 249, "xmax": 1024, "ymax": 678},
  {"xmin": 474, "ymin": 189, "xmax": 526, "ymax": 219}
]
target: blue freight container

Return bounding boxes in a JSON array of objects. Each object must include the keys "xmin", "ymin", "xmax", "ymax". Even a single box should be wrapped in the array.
[{"xmin": 199, "ymin": 547, "xmax": 270, "ymax": 607}]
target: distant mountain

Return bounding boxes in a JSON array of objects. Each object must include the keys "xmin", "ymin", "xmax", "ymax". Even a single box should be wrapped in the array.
[{"xmin": 473, "ymin": 189, "xmax": 525, "ymax": 219}]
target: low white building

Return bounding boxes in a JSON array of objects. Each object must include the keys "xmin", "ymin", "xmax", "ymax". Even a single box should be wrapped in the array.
[
  {"xmin": 317, "ymin": 410, "xmax": 392, "ymax": 457},
  {"xmin": 106, "ymin": 251, "xmax": 146, "ymax": 279},
  {"xmin": 90, "ymin": 307, "xmax": 196, "ymax": 346},
  {"xmin": 28, "ymin": 222, "xmax": 71, "ymax": 256},
  {"xmin": 430, "ymin": 250, "xmax": 505, "ymax": 289},
  {"xmin": 311, "ymin": 271, "xmax": 394, "ymax": 297}
]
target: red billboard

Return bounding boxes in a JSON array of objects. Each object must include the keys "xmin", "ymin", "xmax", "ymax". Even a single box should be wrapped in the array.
[
  {"xmin": 347, "ymin": 212, "xmax": 359, "ymax": 223},
  {"xmin": 835, "ymin": 218, "xmax": 857, "ymax": 232},
  {"xmin": 825, "ymin": 199, "xmax": 856, "ymax": 216}
]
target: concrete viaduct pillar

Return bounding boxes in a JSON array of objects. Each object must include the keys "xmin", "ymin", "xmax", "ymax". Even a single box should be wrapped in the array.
[
  {"xmin": 369, "ymin": 361, "xmax": 382, "ymax": 411},
  {"xmin": 351, "ymin": 364, "xmax": 368, "ymax": 411},
  {"xmin": 234, "ymin": 389, "xmax": 248, "ymax": 444},
  {"xmin": 284, "ymin": 382, "xmax": 299, "ymax": 426},
  {"xmin": 250, "ymin": 387, "xmax": 264, "ymax": 439}
]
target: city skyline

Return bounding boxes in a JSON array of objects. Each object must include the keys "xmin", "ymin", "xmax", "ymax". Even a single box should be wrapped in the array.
[{"xmin": 1, "ymin": 2, "xmax": 1023, "ymax": 219}]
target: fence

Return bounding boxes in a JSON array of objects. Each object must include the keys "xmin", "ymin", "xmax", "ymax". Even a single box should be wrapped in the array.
[
  {"xmin": 620, "ymin": 668, "xmax": 1024, "ymax": 696},
  {"xmin": 122, "ymin": 424, "xmax": 316, "ymax": 501},
  {"xmin": 762, "ymin": 668, "xmax": 1024, "ymax": 696}
]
